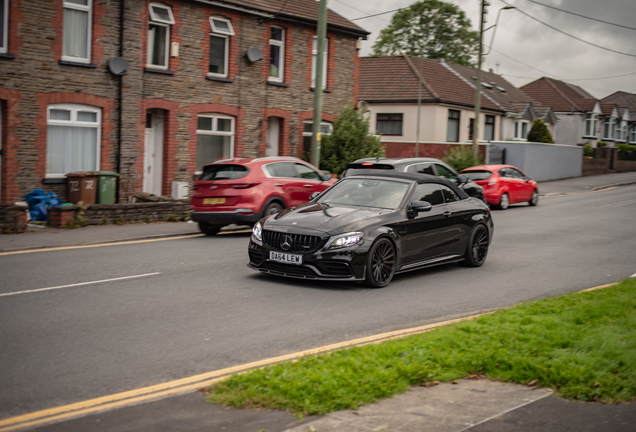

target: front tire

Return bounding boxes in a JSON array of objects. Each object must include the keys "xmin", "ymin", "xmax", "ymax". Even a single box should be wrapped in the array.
[
  {"xmin": 529, "ymin": 189, "xmax": 538, "ymax": 206},
  {"xmin": 495, "ymin": 193, "xmax": 509, "ymax": 210},
  {"xmin": 262, "ymin": 202, "xmax": 283, "ymax": 218},
  {"xmin": 364, "ymin": 238, "xmax": 396, "ymax": 288},
  {"xmin": 198, "ymin": 222, "xmax": 221, "ymax": 236},
  {"xmin": 463, "ymin": 224, "xmax": 490, "ymax": 267}
]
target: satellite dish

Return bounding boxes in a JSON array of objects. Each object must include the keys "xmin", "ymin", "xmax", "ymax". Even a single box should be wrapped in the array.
[
  {"xmin": 245, "ymin": 47, "xmax": 263, "ymax": 63},
  {"xmin": 108, "ymin": 57, "xmax": 130, "ymax": 75}
]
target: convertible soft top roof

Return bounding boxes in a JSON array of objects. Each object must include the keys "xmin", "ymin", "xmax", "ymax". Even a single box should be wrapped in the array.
[{"xmin": 345, "ymin": 170, "xmax": 469, "ymax": 200}]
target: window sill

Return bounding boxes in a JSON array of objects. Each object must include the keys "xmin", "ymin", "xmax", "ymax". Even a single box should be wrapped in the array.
[
  {"xmin": 206, "ymin": 76, "xmax": 234, "ymax": 83},
  {"xmin": 42, "ymin": 178, "xmax": 67, "ymax": 184},
  {"xmin": 0, "ymin": 53, "xmax": 15, "ymax": 59},
  {"xmin": 268, "ymin": 81, "xmax": 289, "ymax": 88},
  {"xmin": 309, "ymin": 87, "xmax": 331, "ymax": 93},
  {"xmin": 59, "ymin": 60, "xmax": 97, "ymax": 68},
  {"xmin": 144, "ymin": 68, "xmax": 175, "ymax": 75}
]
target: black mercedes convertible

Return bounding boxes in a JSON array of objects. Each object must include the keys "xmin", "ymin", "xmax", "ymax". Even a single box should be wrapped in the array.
[{"xmin": 247, "ymin": 172, "xmax": 493, "ymax": 288}]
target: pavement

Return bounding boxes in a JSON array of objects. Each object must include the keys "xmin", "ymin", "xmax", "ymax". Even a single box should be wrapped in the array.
[{"xmin": 2, "ymin": 171, "xmax": 636, "ymax": 431}]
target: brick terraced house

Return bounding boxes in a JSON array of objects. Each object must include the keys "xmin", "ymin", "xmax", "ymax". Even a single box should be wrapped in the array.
[{"xmin": 0, "ymin": 0, "xmax": 368, "ymax": 204}]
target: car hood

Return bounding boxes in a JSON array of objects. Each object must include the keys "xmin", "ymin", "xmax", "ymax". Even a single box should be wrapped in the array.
[{"xmin": 263, "ymin": 202, "xmax": 396, "ymax": 235}]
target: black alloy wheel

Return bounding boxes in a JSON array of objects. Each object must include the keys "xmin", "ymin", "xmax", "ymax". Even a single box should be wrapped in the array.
[
  {"xmin": 364, "ymin": 238, "xmax": 396, "ymax": 288},
  {"xmin": 263, "ymin": 202, "xmax": 283, "ymax": 217},
  {"xmin": 199, "ymin": 222, "xmax": 222, "ymax": 236},
  {"xmin": 496, "ymin": 193, "xmax": 509, "ymax": 210},
  {"xmin": 463, "ymin": 224, "xmax": 490, "ymax": 267},
  {"xmin": 529, "ymin": 189, "xmax": 539, "ymax": 206}
]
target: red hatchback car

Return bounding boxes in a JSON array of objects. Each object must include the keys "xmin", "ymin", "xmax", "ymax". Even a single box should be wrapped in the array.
[
  {"xmin": 460, "ymin": 165, "xmax": 539, "ymax": 210},
  {"xmin": 191, "ymin": 157, "xmax": 336, "ymax": 235}
]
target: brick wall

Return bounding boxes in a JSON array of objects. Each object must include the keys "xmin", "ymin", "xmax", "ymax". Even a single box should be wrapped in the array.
[
  {"xmin": 0, "ymin": 204, "xmax": 28, "ymax": 233},
  {"xmin": 383, "ymin": 142, "xmax": 488, "ymax": 160},
  {"xmin": 1, "ymin": 0, "xmax": 363, "ymax": 204}
]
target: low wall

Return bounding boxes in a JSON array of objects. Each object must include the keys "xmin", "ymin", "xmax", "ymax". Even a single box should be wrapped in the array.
[
  {"xmin": 486, "ymin": 141, "xmax": 582, "ymax": 181},
  {"xmin": 382, "ymin": 142, "xmax": 488, "ymax": 160},
  {"xmin": 582, "ymin": 158, "xmax": 609, "ymax": 176},
  {"xmin": 0, "ymin": 204, "xmax": 29, "ymax": 233}
]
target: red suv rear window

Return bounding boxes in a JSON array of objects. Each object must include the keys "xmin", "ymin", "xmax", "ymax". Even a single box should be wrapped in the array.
[{"xmin": 200, "ymin": 164, "xmax": 248, "ymax": 181}]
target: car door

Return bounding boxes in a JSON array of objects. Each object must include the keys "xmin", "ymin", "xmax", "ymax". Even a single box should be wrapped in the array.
[
  {"xmin": 439, "ymin": 185, "xmax": 472, "ymax": 255},
  {"xmin": 402, "ymin": 183, "xmax": 453, "ymax": 264},
  {"xmin": 294, "ymin": 162, "xmax": 330, "ymax": 201},
  {"xmin": 509, "ymin": 167, "xmax": 532, "ymax": 201},
  {"xmin": 263, "ymin": 161, "xmax": 308, "ymax": 207}
]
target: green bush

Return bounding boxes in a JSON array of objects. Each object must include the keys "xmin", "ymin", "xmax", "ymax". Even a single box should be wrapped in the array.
[
  {"xmin": 442, "ymin": 145, "xmax": 484, "ymax": 172},
  {"xmin": 617, "ymin": 144, "xmax": 636, "ymax": 161},
  {"xmin": 527, "ymin": 119, "xmax": 554, "ymax": 143},
  {"xmin": 583, "ymin": 143, "xmax": 594, "ymax": 157},
  {"xmin": 319, "ymin": 103, "xmax": 384, "ymax": 176},
  {"xmin": 597, "ymin": 141, "xmax": 607, "ymax": 148}
]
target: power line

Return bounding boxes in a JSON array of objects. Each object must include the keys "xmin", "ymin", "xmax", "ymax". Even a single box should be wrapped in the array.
[
  {"xmin": 331, "ymin": 0, "xmax": 392, "ymax": 23},
  {"xmin": 351, "ymin": 6, "xmax": 405, "ymax": 21},
  {"xmin": 491, "ymin": 47, "xmax": 563, "ymax": 79},
  {"xmin": 522, "ymin": 0, "xmax": 636, "ymax": 32},
  {"xmin": 567, "ymin": 71, "xmax": 636, "ymax": 81},
  {"xmin": 502, "ymin": 0, "xmax": 636, "ymax": 58}
]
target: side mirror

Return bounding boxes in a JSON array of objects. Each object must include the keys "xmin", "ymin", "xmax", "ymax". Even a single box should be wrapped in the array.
[
  {"xmin": 458, "ymin": 174, "xmax": 469, "ymax": 184},
  {"xmin": 309, "ymin": 191, "xmax": 321, "ymax": 201},
  {"xmin": 407, "ymin": 200, "xmax": 432, "ymax": 218},
  {"xmin": 321, "ymin": 173, "xmax": 332, "ymax": 181}
]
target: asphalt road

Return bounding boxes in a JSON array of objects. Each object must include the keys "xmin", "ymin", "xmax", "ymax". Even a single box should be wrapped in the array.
[{"xmin": 1, "ymin": 184, "xmax": 635, "ymax": 420}]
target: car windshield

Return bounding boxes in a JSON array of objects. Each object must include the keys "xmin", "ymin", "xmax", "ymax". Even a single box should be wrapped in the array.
[
  {"xmin": 463, "ymin": 170, "xmax": 492, "ymax": 181},
  {"xmin": 200, "ymin": 164, "xmax": 248, "ymax": 181},
  {"xmin": 317, "ymin": 178, "xmax": 409, "ymax": 209}
]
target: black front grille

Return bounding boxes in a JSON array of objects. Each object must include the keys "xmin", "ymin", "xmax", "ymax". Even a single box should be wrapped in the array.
[
  {"xmin": 261, "ymin": 261, "xmax": 318, "ymax": 278},
  {"xmin": 316, "ymin": 261, "xmax": 353, "ymax": 277},
  {"xmin": 248, "ymin": 250, "xmax": 263, "ymax": 264},
  {"xmin": 263, "ymin": 230, "xmax": 322, "ymax": 253}
]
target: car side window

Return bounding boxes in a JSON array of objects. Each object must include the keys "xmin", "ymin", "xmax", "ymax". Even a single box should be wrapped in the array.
[
  {"xmin": 295, "ymin": 163, "xmax": 321, "ymax": 180},
  {"xmin": 435, "ymin": 164, "xmax": 458, "ymax": 183},
  {"xmin": 411, "ymin": 183, "xmax": 444, "ymax": 206},
  {"xmin": 265, "ymin": 162, "xmax": 297, "ymax": 178},
  {"xmin": 440, "ymin": 185, "xmax": 459, "ymax": 203},
  {"xmin": 407, "ymin": 163, "xmax": 435, "ymax": 175},
  {"xmin": 509, "ymin": 168, "xmax": 524, "ymax": 179},
  {"xmin": 499, "ymin": 168, "xmax": 511, "ymax": 178}
]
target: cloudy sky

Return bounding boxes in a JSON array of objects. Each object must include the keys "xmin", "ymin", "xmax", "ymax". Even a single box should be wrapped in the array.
[{"xmin": 328, "ymin": 0, "xmax": 636, "ymax": 99}]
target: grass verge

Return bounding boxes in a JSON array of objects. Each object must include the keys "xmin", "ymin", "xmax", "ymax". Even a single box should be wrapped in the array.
[{"xmin": 206, "ymin": 279, "xmax": 636, "ymax": 415}]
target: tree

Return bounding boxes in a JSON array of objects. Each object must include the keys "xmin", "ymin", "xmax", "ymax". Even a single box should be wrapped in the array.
[
  {"xmin": 371, "ymin": 0, "xmax": 478, "ymax": 67},
  {"xmin": 320, "ymin": 103, "xmax": 384, "ymax": 176},
  {"xmin": 527, "ymin": 120, "xmax": 554, "ymax": 143}
]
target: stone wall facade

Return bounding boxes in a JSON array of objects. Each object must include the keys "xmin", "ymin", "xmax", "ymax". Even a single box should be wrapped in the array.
[
  {"xmin": 0, "ymin": 0, "xmax": 365, "ymax": 204},
  {"xmin": 0, "ymin": 204, "xmax": 28, "ymax": 233}
]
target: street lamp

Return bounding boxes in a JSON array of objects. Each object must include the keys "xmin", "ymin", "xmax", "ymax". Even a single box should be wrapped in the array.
[{"xmin": 472, "ymin": 2, "xmax": 515, "ymax": 162}]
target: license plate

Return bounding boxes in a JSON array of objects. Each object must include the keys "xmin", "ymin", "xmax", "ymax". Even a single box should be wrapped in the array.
[
  {"xmin": 269, "ymin": 251, "xmax": 302, "ymax": 265},
  {"xmin": 203, "ymin": 198, "xmax": 225, "ymax": 205}
]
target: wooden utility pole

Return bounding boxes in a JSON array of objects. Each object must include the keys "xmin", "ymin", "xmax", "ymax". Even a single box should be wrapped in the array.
[{"xmin": 310, "ymin": 0, "xmax": 328, "ymax": 168}]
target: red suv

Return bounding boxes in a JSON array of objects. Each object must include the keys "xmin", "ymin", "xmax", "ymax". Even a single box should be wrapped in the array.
[{"xmin": 191, "ymin": 157, "xmax": 336, "ymax": 235}]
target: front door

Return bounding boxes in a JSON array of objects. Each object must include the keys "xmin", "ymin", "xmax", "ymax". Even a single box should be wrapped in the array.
[
  {"xmin": 144, "ymin": 110, "xmax": 164, "ymax": 196},
  {"xmin": 266, "ymin": 117, "xmax": 280, "ymax": 157}
]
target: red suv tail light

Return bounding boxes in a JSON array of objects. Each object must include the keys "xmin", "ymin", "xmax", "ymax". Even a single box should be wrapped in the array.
[{"xmin": 231, "ymin": 182, "xmax": 261, "ymax": 189}]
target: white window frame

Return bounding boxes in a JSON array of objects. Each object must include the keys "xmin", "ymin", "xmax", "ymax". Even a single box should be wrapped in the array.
[
  {"xmin": 311, "ymin": 36, "xmax": 328, "ymax": 89},
  {"xmin": 46, "ymin": 103, "xmax": 101, "ymax": 178},
  {"xmin": 603, "ymin": 117, "xmax": 615, "ymax": 140},
  {"xmin": 630, "ymin": 124, "xmax": 636, "ymax": 144},
  {"xmin": 514, "ymin": 120, "xmax": 529, "ymax": 140},
  {"xmin": 0, "ymin": 0, "xmax": 8, "ymax": 54},
  {"xmin": 268, "ymin": 26, "xmax": 285, "ymax": 83},
  {"xmin": 196, "ymin": 113, "xmax": 235, "ymax": 173},
  {"xmin": 584, "ymin": 113, "xmax": 598, "ymax": 138},
  {"xmin": 147, "ymin": 2, "xmax": 174, "ymax": 69},
  {"xmin": 302, "ymin": 121, "xmax": 333, "ymax": 138},
  {"xmin": 62, "ymin": 0, "xmax": 92, "ymax": 64},
  {"xmin": 616, "ymin": 119, "xmax": 627, "ymax": 142},
  {"xmin": 208, "ymin": 17, "xmax": 234, "ymax": 79}
]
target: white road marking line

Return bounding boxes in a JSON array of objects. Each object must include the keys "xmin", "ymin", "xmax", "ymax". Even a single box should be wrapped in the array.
[
  {"xmin": 599, "ymin": 199, "xmax": 636, "ymax": 208},
  {"xmin": 631, "ymin": 273, "xmax": 636, "ymax": 278},
  {"xmin": 0, "ymin": 273, "xmax": 161, "ymax": 298}
]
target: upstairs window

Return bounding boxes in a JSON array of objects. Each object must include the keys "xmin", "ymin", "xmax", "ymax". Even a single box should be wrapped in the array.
[
  {"xmin": 63, "ymin": 0, "xmax": 92, "ymax": 63},
  {"xmin": 269, "ymin": 26, "xmax": 285, "ymax": 82},
  {"xmin": 311, "ymin": 37, "xmax": 328, "ymax": 89},
  {"xmin": 0, "ymin": 0, "xmax": 8, "ymax": 54},
  {"xmin": 208, "ymin": 17, "xmax": 234, "ymax": 78},
  {"xmin": 47, "ymin": 104, "xmax": 101, "ymax": 177},
  {"xmin": 447, "ymin": 110, "xmax": 460, "ymax": 142},
  {"xmin": 484, "ymin": 115, "xmax": 495, "ymax": 141},
  {"xmin": 376, "ymin": 114, "xmax": 403, "ymax": 135},
  {"xmin": 584, "ymin": 113, "xmax": 598, "ymax": 137},
  {"xmin": 147, "ymin": 3, "xmax": 175, "ymax": 69}
]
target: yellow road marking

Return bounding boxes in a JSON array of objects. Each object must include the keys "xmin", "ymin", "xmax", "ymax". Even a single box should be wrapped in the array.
[
  {"xmin": 0, "ymin": 234, "xmax": 205, "ymax": 257},
  {"xmin": 0, "ymin": 281, "xmax": 621, "ymax": 431}
]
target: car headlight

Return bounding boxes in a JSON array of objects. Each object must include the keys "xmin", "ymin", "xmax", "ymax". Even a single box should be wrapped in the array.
[
  {"xmin": 252, "ymin": 221, "xmax": 263, "ymax": 244},
  {"xmin": 324, "ymin": 231, "xmax": 364, "ymax": 250}
]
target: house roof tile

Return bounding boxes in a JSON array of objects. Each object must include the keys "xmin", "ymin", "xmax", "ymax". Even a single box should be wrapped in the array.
[
  {"xmin": 601, "ymin": 91, "xmax": 636, "ymax": 118},
  {"xmin": 521, "ymin": 77, "xmax": 598, "ymax": 113}
]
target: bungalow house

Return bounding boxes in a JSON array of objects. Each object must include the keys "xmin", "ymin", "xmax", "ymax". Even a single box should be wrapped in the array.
[
  {"xmin": 358, "ymin": 55, "xmax": 555, "ymax": 159},
  {"xmin": 521, "ymin": 77, "xmax": 627, "ymax": 147},
  {"xmin": 600, "ymin": 91, "xmax": 636, "ymax": 145},
  {"xmin": 0, "ymin": 0, "xmax": 368, "ymax": 204}
]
